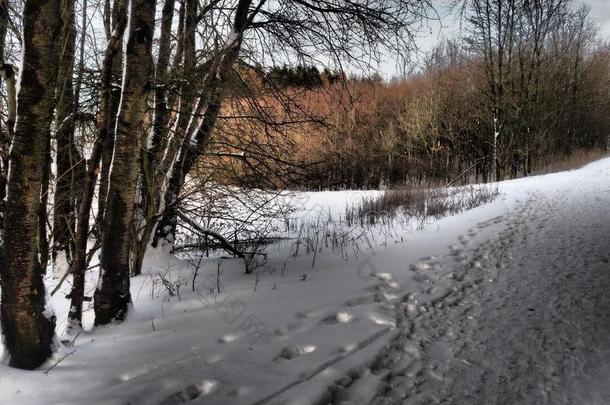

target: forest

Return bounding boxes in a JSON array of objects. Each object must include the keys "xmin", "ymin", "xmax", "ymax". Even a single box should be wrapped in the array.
[{"xmin": 0, "ymin": 0, "xmax": 608, "ymax": 375}]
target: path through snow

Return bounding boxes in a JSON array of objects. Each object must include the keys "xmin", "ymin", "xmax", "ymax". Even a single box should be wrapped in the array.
[{"xmin": 328, "ymin": 162, "xmax": 610, "ymax": 405}]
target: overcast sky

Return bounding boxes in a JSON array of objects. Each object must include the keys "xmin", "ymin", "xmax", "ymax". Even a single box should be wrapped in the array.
[
  {"xmin": 584, "ymin": 0, "xmax": 610, "ymax": 37},
  {"xmin": 378, "ymin": 0, "xmax": 610, "ymax": 78}
]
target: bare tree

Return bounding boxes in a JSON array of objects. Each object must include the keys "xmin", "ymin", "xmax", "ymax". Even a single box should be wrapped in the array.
[
  {"xmin": 145, "ymin": 0, "xmax": 435, "ymax": 251},
  {"xmin": 465, "ymin": 0, "xmax": 570, "ymax": 179},
  {"xmin": 94, "ymin": 0, "xmax": 156, "ymax": 325},
  {"xmin": 52, "ymin": 0, "xmax": 86, "ymax": 267},
  {"xmin": 65, "ymin": 0, "xmax": 128, "ymax": 335},
  {"xmin": 1, "ymin": 0, "xmax": 63, "ymax": 369}
]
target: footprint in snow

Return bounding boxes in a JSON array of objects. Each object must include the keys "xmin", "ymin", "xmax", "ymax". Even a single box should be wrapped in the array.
[
  {"xmin": 368, "ymin": 313, "xmax": 396, "ymax": 327},
  {"xmin": 340, "ymin": 343, "xmax": 357, "ymax": 353},
  {"xmin": 476, "ymin": 221, "xmax": 491, "ymax": 229},
  {"xmin": 276, "ymin": 344, "xmax": 316, "ymax": 360},
  {"xmin": 159, "ymin": 380, "xmax": 219, "ymax": 405},
  {"xmin": 346, "ymin": 292, "xmax": 389, "ymax": 307},
  {"xmin": 346, "ymin": 295, "xmax": 375, "ymax": 307},
  {"xmin": 296, "ymin": 309, "xmax": 319, "ymax": 319},
  {"xmin": 202, "ymin": 354, "xmax": 222, "ymax": 364},
  {"xmin": 321, "ymin": 311, "xmax": 354, "ymax": 325},
  {"xmin": 375, "ymin": 280, "xmax": 400, "ymax": 290},
  {"xmin": 273, "ymin": 326, "xmax": 290, "ymax": 337},
  {"xmin": 448, "ymin": 244, "xmax": 463, "ymax": 256},
  {"xmin": 492, "ymin": 215, "xmax": 505, "ymax": 223},
  {"xmin": 218, "ymin": 333, "xmax": 239, "ymax": 343},
  {"xmin": 412, "ymin": 273, "xmax": 436, "ymax": 284},
  {"xmin": 372, "ymin": 272, "xmax": 393, "ymax": 281},
  {"xmin": 410, "ymin": 262, "xmax": 432, "ymax": 272}
]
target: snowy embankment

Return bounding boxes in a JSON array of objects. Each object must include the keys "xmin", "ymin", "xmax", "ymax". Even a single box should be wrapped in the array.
[{"xmin": 1, "ymin": 158, "xmax": 610, "ymax": 405}]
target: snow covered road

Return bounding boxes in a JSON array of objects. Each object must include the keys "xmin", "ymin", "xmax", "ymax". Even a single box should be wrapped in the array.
[{"xmin": 337, "ymin": 161, "xmax": 610, "ymax": 405}]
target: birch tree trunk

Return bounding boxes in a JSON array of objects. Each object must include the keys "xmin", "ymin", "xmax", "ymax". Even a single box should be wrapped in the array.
[
  {"xmin": 131, "ymin": 0, "xmax": 175, "ymax": 276},
  {"xmin": 1, "ymin": 0, "xmax": 62, "ymax": 370},
  {"xmin": 94, "ymin": 0, "xmax": 155, "ymax": 325},
  {"xmin": 52, "ymin": 0, "xmax": 78, "ymax": 266},
  {"xmin": 66, "ymin": 0, "xmax": 127, "ymax": 334},
  {"xmin": 96, "ymin": 0, "xmax": 125, "ymax": 232}
]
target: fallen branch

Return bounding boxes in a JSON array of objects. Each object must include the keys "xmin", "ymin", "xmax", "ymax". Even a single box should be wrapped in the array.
[
  {"xmin": 44, "ymin": 349, "xmax": 76, "ymax": 374},
  {"xmin": 172, "ymin": 243, "xmax": 267, "ymax": 256},
  {"xmin": 176, "ymin": 211, "xmax": 245, "ymax": 259}
]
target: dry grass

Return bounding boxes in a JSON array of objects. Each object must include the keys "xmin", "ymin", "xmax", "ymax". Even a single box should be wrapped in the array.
[
  {"xmin": 532, "ymin": 148, "xmax": 610, "ymax": 176},
  {"xmin": 283, "ymin": 184, "xmax": 499, "ymax": 266},
  {"xmin": 348, "ymin": 185, "xmax": 499, "ymax": 227}
]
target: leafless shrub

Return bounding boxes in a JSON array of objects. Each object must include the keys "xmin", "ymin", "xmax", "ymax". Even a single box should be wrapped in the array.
[
  {"xmin": 157, "ymin": 269, "xmax": 186, "ymax": 301},
  {"xmin": 183, "ymin": 252, "xmax": 205, "ymax": 292},
  {"xmin": 173, "ymin": 183, "xmax": 290, "ymax": 273}
]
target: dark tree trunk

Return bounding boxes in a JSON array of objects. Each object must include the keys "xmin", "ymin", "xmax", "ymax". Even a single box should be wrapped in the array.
[
  {"xmin": 67, "ymin": 139, "xmax": 103, "ymax": 335},
  {"xmin": 96, "ymin": 0, "xmax": 125, "ymax": 232},
  {"xmin": 94, "ymin": 0, "xmax": 155, "ymax": 325},
  {"xmin": 65, "ymin": 0, "xmax": 126, "ymax": 335},
  {"xmin": 150, "ymin": 0, "xmax": 175, "ymax": 166},
  {"xmin": 95, "ymin": 64, "xmax": 121, "ymax": 233},
  {"xmin": 52, "ymin": 0, "xmax": 78, "ymax": 265},
  {"xmin": 130, "ymin": 0, "xmax": 176, "ymax": 277},
  {"xmin": 1, "ymin": 0, "xmax": 62, "ymax": 370}
]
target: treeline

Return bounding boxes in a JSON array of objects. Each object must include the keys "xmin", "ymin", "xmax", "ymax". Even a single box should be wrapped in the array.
[
  {"xmin": 292, "ymin": 4, "xmax": 610, "ymax": 188},
  {"xmin": 266, "ymin": 65, "xmax": 344, "ymax": 88}
]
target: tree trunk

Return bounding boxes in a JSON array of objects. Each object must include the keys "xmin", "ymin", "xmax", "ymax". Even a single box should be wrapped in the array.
[
  {"xmin": 66, "ymin": 138, "xmax": 102, "ymax": 335},
  {"xmin": 94, "ymin": 0, "xmax": 155, "ymax": 325},
  {"xmin": 96, "ymin": 0, "xmax": 125, "ymax": 232},
  {"xmin": 1, "ymin": 0, "xmax": 62, "ymax": 370},
  {"xmin": 52, "ymin": 0, "xmax": 78, "ymax": 266},
  {"xmin": 150, "ymin": 0, "xmax": 175, "ymax": 166},
  {"xmin": 65, "ymin": 0, "xmax": 124, "ymax": 335},
  {"xmin": 130, "ymin": 0, "xmax": 176, "ymax": 277}
]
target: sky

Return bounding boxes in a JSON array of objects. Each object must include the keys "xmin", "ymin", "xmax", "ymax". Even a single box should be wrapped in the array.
[
  {"xmin": 584, "ymin": 0, "xmax": 610, "ymax": 38},
  {"xmin": 378, "ymin": 0, "xmax": 610, "ymax": 78}
]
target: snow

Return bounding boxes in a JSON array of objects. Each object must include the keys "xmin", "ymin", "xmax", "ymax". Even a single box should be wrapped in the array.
[{"xmin": 1, "ymin": 158, "xmax": 610, "ymax": 404}]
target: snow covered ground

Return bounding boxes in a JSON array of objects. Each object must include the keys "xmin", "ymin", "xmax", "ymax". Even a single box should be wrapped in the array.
[{"xmin": 1, "ymin": 158, "xmax": 610, "ymax": 405}]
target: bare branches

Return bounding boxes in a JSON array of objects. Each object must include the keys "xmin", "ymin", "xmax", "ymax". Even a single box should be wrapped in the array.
[{"xmin": 246, "ymin": 0, "xmax": 434, "ymax": 71}]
